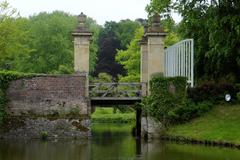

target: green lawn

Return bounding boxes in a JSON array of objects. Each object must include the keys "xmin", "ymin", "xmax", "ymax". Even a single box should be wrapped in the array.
[
  {"xmin": 166, "ymin": 104, "xmax": 240, "ymax": 144},
  {"xmin": 91, "ymin": 107, "xmax": 135, "ymax": 123}
]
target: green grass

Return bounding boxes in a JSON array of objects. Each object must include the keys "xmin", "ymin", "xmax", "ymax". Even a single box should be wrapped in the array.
[
  {"xmin": 91, "ymin": 108, "xmax": 135, "ymax": 123},
  {"xmin": 166, "ymin": 104, "xmax": 240, "ymax": 144}
]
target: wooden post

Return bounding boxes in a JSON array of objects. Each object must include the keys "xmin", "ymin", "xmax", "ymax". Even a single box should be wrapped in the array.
[{"xmin": 136, "ymin": 107, "xmax": 142, "ymax": 137}]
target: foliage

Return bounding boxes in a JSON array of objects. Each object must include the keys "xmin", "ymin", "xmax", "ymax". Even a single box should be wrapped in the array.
[
  {"xmin": 177, "ymin": 0, "xmax": 240, "ymax": 81},
  {"xmin": 116, "ymin": 27, "xmax": 144, "ymax": 82},
  {"xmin": 162, "ymin": 17, "xmax": 181, "ymax": 46},
  {"xmin": 40, "ymin": 131, "xmax": 48, "ymax": 140},
  {"xmin": 54, "ymin": 65, "xmax": 74, "ymax": 74},
  {"xmin": 85, "ymin": 18, "xmax": 101, "ymax": 73},
  {"xmin": 0, "ymin": 7, "xmax": 100, "ymax": 74},
  {"xmin": 91, "ymin": 72, "xmax": 113, "ymax": 83},
  {"xmin": 146, "ymin": 0, "xmax": 180, "ymax": 47},
  {"xmin": 24, "ymin": 11, "xmax": 100, "ymax": 73},
  {"xmin": 142, "ymin": 75, "xmax": 214, "ymax": 126},
  {"xmin": 142, "ymin": 75, "xmax": 187, "ymax": 126},
  {"xmin": 0, "ymin": 1, "xmax": 18, "ymax": 22},
  {"xmin": 114, "ymin": 18, "xmax": 180, "ymax": 82},
  {"xmin": 94, "ymin": 20, "xmax": 141, "ymax": 77},
  {"xmin": 0, "ymin": 71, "xmax": 35, "ymax": 123},
  {"xmin": 0, "ymin": 1, "xmax": 32, "ymax": 71},
  {"xmin": 91, "ymin": 108, "xmax": 135, "ymax": 123},
  {"xmin": 187, "ymin": 81, "xmax": 239, "ymax": 103},
  {"xmin": 146, "ymin": 0, "xmax": 240, "ymax": 82},
  {"xmin": 115, "ymin": 20, "xmax": 142, "ymax": 49},
  {"xmin": 146, "ymin": 0, "xmax": 172, "ymax": 18},
  {"xmin": 168, "ymin": 100, "xmax": 213, "ymax": 123}
]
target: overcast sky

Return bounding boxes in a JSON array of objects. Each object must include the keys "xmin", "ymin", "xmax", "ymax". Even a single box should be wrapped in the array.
[{"xmin": 7, "ymin": 0, "xmax": 181, "ymax": 25}]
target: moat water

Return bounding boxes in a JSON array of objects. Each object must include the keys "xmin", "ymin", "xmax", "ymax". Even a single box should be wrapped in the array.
[{"xmin": 1, "ymin": 123, "xmax": 240, "ymax": 160}]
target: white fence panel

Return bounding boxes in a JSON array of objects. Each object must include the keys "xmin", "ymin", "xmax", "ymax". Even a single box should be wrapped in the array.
[{"xmin": 164, "ymin": 39, "xmax": 194, "ymax": 87}]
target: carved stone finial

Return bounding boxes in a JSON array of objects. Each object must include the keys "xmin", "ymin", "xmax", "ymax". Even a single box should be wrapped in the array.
[
  {"xmin": 78, "ymin": 12, "xmax": 86, "ymax": 24},
  {"xmin": 72, "ymin": 12, "xmax": 92, "ymax": 34},
  {"xmin": 77, "ymin": 13, "xmax": 87, "ymax": 31},
  {"xmin": 152, "ymin": 14, "xmax": 161, "ymax": 24},
  {"xmin": 147, "ymin": 13, "xmax": 165, "ymax": 33}
]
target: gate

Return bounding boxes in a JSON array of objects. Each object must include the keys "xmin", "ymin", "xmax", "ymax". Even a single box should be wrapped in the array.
[{"xmin": 164, "ymin": 39, "xmax": 194, "ymax": 87}]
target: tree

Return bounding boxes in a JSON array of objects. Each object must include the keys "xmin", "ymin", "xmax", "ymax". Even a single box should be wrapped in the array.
[
  {"xmin": 115, "ymin": 16, "xmax": 179, "ymax": 82},
  {"xmin": 146, "ymin": 0, "xmax": 240, "ymax": 82},
  {"xmin": 115, "ymin": 20, "xmax": 141, "ymax": 49},
  {"xmin": 0, "ymin": 1, "xmax": 18, "ymax": 22},
  {"xmin": 177, "ymin": 0, "xmax": 240, "ymax": 81},
  {"xmin": 20, "ymin": 11, "xmax": 100, "ymax": 74},
  {"xmin": 146, "ymin": 0, "xmax": 171, "ymax": 18},
  {"xmin": 94, "ymin": 20, "xmax": 141, "ymax": 78},
  {"xmin": 94, "ymin": 22, "xmax": 124, "ymax": 78},
  {"xmin": 0, "ymin": 1, "xmax": 31, "ymax": 71},
  {"xmin": 21, "ymin": 11, "xmax": 76, "ymax": 73},
  {"xmin": 116, "ymin": 27, "xmax": 144, "ymax": 82}
]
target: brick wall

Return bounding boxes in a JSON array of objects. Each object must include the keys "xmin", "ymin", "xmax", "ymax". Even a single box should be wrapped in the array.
[{"xmin": 5, "ymin": 74, "xmax": 90, "ymax": 116}]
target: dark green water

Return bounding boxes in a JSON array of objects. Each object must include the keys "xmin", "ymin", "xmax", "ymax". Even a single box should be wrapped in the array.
[{"xmin": 1, "ymin": 123, "xmax": 240, "ymax": 160}]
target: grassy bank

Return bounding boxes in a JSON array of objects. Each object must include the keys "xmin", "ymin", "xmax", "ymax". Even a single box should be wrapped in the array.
[
  {"xmin": 166, "ymin": 104, "xmax": 240, "ymax": 144},
  {"xmin": 91, "ymin": 108, "xmax": 135, "ymax": 123}
]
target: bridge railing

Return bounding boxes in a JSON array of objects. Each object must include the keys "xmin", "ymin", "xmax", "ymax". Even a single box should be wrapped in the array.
[{"xmin": 89, "ymin": 82, "xmax": 146, "ymax": 99}]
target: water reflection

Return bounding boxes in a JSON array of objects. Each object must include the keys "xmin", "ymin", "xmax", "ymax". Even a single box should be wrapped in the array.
[{"xmin": 0, "ymin": 123, "xmax": 240, "ymax": 160}]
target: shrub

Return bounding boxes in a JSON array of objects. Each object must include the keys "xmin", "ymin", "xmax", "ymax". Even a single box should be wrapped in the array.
[
  {"xmin": 40, "ymin": 131, "xmax": 48, "ymax": 140},
  {"xmin": 168, "ymin": 101, "xmax": 213, "ymax": 123},
  {"xmin": 142, "ymin": 75, "xmax": 214, "ymax": 126},
  {"xmin": 187, "ymin": 81, "xmax": 239, "ymax": 103},
  {"xmin": 142, "ymin": 75, "xmax": 187, "ymax": 126}
]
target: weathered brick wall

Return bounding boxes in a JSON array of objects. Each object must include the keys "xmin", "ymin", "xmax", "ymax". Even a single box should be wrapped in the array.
[
  {"xmin": 1, "ymin": 74, "xmax": 91, "ymax": 139},
  {"xmin": 6, "ymin": 75, "xmax": 90, "ymax": 116}
]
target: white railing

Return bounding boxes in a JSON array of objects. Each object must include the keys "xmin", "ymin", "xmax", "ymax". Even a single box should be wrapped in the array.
[{"xmin": 164, "ymin": 39, "xmax": 194, "ymax": 87}]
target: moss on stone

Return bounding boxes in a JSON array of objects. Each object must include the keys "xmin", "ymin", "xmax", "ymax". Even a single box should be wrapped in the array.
[{"xmin": 71, "ymin": 121, "xmax": 89, "ymax": 132}]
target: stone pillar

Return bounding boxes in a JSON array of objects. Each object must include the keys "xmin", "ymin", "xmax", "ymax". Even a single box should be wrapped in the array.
[
  {"xmin": 145, "ymin": 14, "xmax": 167, "ymax": 92},
  {"xmin": 139, "ymin": 36, "xmax": 148, "ymax": 97},
  {"xmin": 72, "ymin": 13, "xmax": 92, "ymax": 97},
  {"xmin": 140, "ymin": 14, "xmax": 167, "ymax": 139}
]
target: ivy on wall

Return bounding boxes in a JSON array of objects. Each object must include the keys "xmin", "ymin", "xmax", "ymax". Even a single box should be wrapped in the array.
[
  {"xmin": 0, "ymin": 71, "xmax": 35, "ymax": 124},
  {"xmin": 142, "ymin": 75, "xmax": 213, "ymax": 126}
]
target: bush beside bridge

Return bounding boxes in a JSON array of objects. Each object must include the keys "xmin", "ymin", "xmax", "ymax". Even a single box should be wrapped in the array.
[
  {"xmin": 142, "ymin": 75, "xmax": 240, "ymax": 128},
  {"xmin": 142, "ymin": 75, "xmax": 214, "ymax": 126}
]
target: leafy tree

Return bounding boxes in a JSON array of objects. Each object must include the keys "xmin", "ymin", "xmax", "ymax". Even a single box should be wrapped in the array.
[
  {"xmin": 161, "ymin": 17, "xmax": 180, "ymax": 46},
  {"xmin": 116, "ymin": 27, "xmax": 144, "ymax": 82},
  {"xmin": 0, "ymin": 1, "xmax": 18, "ymax": 22},
  {"xmin": 19, "ymin": 11, "xmax": 100, "ymax": 74},
  {"xmin": 115, "ymin": 20, "xmax": 141, "ymax": 49},
  {"xmin": 21, "ymin": 11, "xmax": 76, "ymax": 73},
  {"xmin": 0, "ymin": 1, "xmax": 31, "ymax": 71},
  {"xmin": 146, "ymin": 0, "xmax": 240, "ymax": 82},
  {"xmin": 177, "ymin": 0, "xmax": 240, "ymax": 81},
  {"xmin": 146, "ymin": 0, "xmax": 171, "ymax": 18},
  {"xmin": 94, "ymin": 20, "xmax": 141, "ymax": 78},
  {"xmin": 94, "ymin": 22, "xmax": 124, "ymax": 77}
]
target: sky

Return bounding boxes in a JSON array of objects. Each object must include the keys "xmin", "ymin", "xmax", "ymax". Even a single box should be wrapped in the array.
[
  {"xmin": 7, "ymin": 0, "xmax": 149, "ymax": 25},
  {"xmin": 6, "ymin": 0, "xmax": 181, "ymax": 25}
]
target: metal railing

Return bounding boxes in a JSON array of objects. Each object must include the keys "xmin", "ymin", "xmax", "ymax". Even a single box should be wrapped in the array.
[{"xmin": 164, "ymin": 39, "xmax": 194, "ymax": 87}]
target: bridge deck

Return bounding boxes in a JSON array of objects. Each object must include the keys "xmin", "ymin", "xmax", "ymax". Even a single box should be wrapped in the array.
[{"xmin": 90, "ymin": 97, "xmax": 141, "ymax": 106}]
